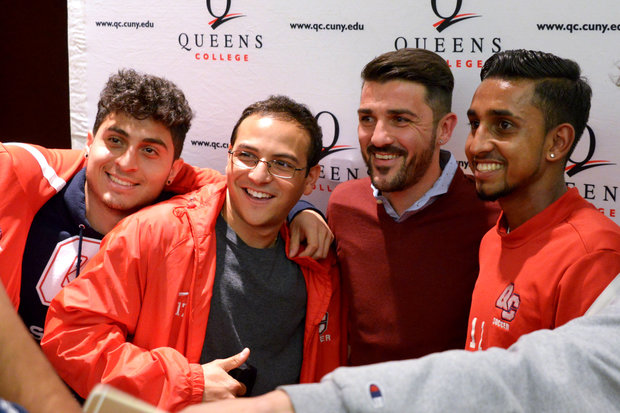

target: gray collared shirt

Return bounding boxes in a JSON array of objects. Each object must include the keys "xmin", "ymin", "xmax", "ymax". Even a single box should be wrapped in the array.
[{"xmin": 372, "ymin": 150, "xmax": 457, "ymax": 222}]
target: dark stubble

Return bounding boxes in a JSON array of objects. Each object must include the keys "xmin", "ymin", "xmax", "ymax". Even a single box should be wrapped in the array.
[{"xmin": 364, "ymin": 132, "xmax": 437, "ymax": 193}]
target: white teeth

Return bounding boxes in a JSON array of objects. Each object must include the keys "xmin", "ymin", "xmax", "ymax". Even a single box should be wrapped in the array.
[
  {"xmin": 108, "ymin": 174, "xmax": 135, "ymax": 187},
  {"xmin": 476, "ymin": 163, "xmax": 503, "ymax": 172},
  {"xmin": 375, "ymin": 153, "xmax": 398, "ymax": 160},
  {"xmin": 246, "ymin": 188, "xmax": 272, "ymax": 199}
]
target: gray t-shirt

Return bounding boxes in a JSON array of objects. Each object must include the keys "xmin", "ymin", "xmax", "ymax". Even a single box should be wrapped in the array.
[{"xmin": 201, "ymin": 215, "xmax": 307, "ymax": 395}]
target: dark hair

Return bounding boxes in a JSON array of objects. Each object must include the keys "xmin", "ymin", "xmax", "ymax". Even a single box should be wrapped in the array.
[
  {"xmin": 480, "ymin": 49, "xmax": 592, "ymax": 159},
  {"xmin": 361, "ymin": 48, "xmax": 454, "ymax": 122},
  {"xmin": 230, "ymin": 95, "xmax": 323, "ymax": 172},
  {"xmin": 93, "ymin": 69, "xmax": 194, "ymax": 159}
]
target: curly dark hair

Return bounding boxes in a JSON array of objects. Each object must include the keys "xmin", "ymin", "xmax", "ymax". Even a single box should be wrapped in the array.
[
  {"xmin": 93, "ymin": 69, "xmax": 194, "ymax": 159},
  {"xmin": 481, "ymin": 49, "xmax": 592, "ymax": 159},
  {"xmin": 229, "ymin": 95, "xmax": 323, "ymax": 173}
]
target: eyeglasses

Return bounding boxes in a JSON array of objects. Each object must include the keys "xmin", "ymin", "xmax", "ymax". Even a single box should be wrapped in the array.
[{"xmin": 228, "ymin": 150, "xmax": 307, "ymax": 179}]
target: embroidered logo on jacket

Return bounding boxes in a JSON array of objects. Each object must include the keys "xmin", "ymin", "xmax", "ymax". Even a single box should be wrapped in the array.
[
  {"xmin": 495, "ymin": 283, "xmax": 521, "ymax": 322},
  {"xmin": 36, "ymin": 236, "xmax": 101, "ymax": 305},
  {"xmin": 368, "ymin": 383, "xmax": 384, "ymax": 408},
  {"xmin": 319, "ymin": 312, "xmax": 331, "ymax": 342},
  {"xmin": 175, "ymin": 292, "xmax": 189, "ymax": 317}
]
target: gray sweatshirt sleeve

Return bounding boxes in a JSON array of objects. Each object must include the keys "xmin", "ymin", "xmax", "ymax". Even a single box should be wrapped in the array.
[{"xmin": 282, "ymin": 296, "xmax": 620, "ymax": 413}]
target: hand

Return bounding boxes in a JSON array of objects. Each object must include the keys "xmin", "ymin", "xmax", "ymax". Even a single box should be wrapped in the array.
[
  {"xmin": 289, "ymin": 209, "xmax": 334, "ymax": 259},
  {"xmin": 201, "ymin": 348, "xmax": 251, "ymax": 402},
  {"xmin": 180, "ymin": 390, "xmax": 295, "ymax": 413}
]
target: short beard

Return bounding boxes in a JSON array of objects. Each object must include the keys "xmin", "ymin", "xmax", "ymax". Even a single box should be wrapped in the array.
[{"xmin": 365, "ymin": 134, "xmax": 436, "ymax": 193}]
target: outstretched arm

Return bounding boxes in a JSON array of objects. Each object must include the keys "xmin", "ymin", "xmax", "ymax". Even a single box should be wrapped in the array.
[
  {"xmin": 180, "ymin": 390, "xmax": 294, "ymax": 413},
  {"xmin": 283, "ymin": 294, "xmax": 620, "ymax": 412},
  {"xmin": 178, "ymin": 295, "xmax": 620, "ymax": 413}
]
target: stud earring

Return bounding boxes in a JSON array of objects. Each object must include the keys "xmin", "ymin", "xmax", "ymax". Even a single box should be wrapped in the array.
[
  {"xmin": 550, "ymin": 153, "xmax": 555, "ymax": 158},
  {"xmin": 167, "ymin": 180, "xmax": 172, "ymax": 185}
]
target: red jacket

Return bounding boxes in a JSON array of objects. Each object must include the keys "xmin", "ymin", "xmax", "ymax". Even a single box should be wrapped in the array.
[
  {"xmin": 0, "ymin": 143, "xmax": 85, "ymax": 307},
  {"xmin": 42, "ymin": 181, "xmax": 344, "ymax": 411},
  {"xmin": 0, "ymin": 141, "xmax": 220, "ymax": 308}
]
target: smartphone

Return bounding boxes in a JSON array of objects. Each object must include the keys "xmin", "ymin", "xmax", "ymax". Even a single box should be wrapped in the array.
[{"xmin": 229, "ymin": 362, "xmax": 257, "ymax": 396}]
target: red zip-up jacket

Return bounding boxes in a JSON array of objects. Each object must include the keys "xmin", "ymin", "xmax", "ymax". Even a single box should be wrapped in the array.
[{"xmin": 42, "ymin": 181, "xmax": 344, "ymax": 411}]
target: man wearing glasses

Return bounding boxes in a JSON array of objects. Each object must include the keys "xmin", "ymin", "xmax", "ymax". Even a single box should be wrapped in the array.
[{"xmin": 42, "ymin": 95, "xmax": 344, "ymax": 412}]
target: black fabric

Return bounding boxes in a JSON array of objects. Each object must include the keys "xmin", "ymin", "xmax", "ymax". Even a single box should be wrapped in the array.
[
  {"xmin": 18, "ymin": 169, "xmax": 102, "ymax": 342},
  {"xmin": 201, "ymin": 215, "xmax": 307, "ymax": 396}
]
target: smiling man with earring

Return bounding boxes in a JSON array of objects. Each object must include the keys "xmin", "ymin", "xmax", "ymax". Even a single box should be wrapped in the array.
[{"xmin": 464, "ymin": 49, "xmax": 620, "ymax": 351}]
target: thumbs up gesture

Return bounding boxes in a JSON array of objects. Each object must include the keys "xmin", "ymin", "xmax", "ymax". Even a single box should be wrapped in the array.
[{"xmin": 201, "ymin": 348, "xmax": 251, "ymax": 402}]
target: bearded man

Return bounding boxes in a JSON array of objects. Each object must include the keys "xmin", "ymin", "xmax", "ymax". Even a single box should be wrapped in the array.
[{"xmin": 326, "ymin": 48, "xmax": 499, "ymax": 365}]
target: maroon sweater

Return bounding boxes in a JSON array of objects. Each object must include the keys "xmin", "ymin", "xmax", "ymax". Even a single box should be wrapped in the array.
[{"xmin": 327, "ymin": 168, "xmax": 499, "ymax": 365}]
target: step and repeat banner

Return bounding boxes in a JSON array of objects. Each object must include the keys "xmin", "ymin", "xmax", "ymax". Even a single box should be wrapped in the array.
[{"xmin": 68, "ymin": 0, "xmax": 619, "ymax": 223}]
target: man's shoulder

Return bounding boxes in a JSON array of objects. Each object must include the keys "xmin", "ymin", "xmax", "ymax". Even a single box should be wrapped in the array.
[
  {"xmin": 131, "ymin": 193, "xmax": 189, "ymax": 220},
  {"xmin": 327, "ymin": 178, "xmax": 374, "ymax": 216},
  {"xmin": 567, "ymin": 201, "xmax": 620, "ymax": 250},
  {"xmin": 114, "ymin": 182, "xmax": 226, "ymax": 234},
  {"xmin": 330, "ymin": 177, "xmax": 372, "ymax": 199},
  {"xmin": 144, "ymin": 181, "xmax": 225, "ymax": 214}
]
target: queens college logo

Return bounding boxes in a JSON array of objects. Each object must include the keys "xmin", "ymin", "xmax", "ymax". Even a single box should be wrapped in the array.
[
  {"xmin": 316, "ymin": 111, "xmax": 355, "ymax": 161},
  {"xmin": 206, "ymin": 0, "xmax": 245, "ymax": 29},
  {"xmin": 179, "ymin": 0, "xmax": 261, "ymax": 61},
  {"xmin": 566, "ymin": 126, "xmax": 616, "ymax": 176},
  {"xmin": 431, "ymin": 0, "xmax": 481, "ymax": 32},
  {"xmin": 394, "ymin": 0, "xmax": 500, "ymax": 67},
  {"xmin": 565, "ymin": 125, "xmax": 617, "ymax": 219}
]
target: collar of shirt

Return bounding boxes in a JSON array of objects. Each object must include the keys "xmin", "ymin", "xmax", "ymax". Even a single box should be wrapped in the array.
[{"xmin": 372, "ymin": 150, "xmax": 457, "ymax": 222}]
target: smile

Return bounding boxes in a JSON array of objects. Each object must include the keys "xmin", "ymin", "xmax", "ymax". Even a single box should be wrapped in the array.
[
  {"xmin": 374, "ymin": 153, "xmax": 400, "ymax": 160},
  {"xmin": 107, "ymin": 173, "xmax": 137, "ymax": 187},
  {"xmin": 246, "ymin": 188, "xmax": 273, "ymax": 199},
  {"xmin": 475, "ymin": 163, "xmax": 503, "ymax": 172}
]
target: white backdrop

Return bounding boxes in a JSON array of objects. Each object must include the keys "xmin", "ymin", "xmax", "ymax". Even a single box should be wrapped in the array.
[{"xmin": 68, "ymin": 0, "xmax": 619, "ymax": 223}]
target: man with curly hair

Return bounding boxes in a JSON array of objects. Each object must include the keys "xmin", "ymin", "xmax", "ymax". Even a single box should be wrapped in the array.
[
  {"xmin": 0, "ymin": 68, "xmax": 209, "ymax": 413},
  {"xmin": 12, "ymin": 69, "xmax": 212, "ymax": 342}
]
